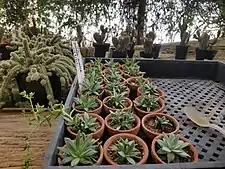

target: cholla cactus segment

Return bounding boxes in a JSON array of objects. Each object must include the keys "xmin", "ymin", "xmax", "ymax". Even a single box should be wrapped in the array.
[
  {"xmin": 0, "ymin": 30, "xmax": 76, "ymax": 107},
  {"xmin": 93, "ymin": 25, "xmax": 108, "ymax": 44},
  {"xmin": 143, "ymin": 31, "xmax": 156, "ymax": 54},
  {"xmin": 112, "ymin": 36, "xmax": 130, "ymax": 52}
]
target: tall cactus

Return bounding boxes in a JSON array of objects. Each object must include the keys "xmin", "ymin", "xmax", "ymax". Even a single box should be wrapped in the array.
[
  {"xmin": 194, "ymin": 30, "xmax": 221, "ymax": 50},
  {"xmin": 179, "ymin": 19, "xmax": 190, "ymax": 45},
  {"xmin": 0, "ymin": 30, "xmax": 76, "ymax": 107},
  {"xmin": 0, "ymin": 27, "xmax": 5, "ymax": 43},
  {"xmin": 93, "ymin": 25, "xmax": 108, "ymax": 44},
  {"xmin": 143, "ymin": 31, "xmax": 156, "ymax": 54},
  {"xmin": 112, "ymin": 35, "xmax": 130, "ymax": 52}
]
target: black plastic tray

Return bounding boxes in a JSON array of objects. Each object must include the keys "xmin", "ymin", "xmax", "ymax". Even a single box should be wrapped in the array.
[{"xmin": 43, "ymin": 59, "xmax": 225, "ymax": 169}]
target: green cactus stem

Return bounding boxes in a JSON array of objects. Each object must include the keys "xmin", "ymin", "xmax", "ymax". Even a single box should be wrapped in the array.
[
  {"xmin": 93, "ymin": 25, "xmax": 108, "ymax": 44},
  {"xmin": 144, "ymin": 31, "xmax": 156, "ymax": 54}
]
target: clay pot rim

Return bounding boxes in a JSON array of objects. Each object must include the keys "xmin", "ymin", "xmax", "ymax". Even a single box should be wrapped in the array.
[
  {"xmin": 151, "ymin": 134, "xmax": 198, "ymax": 164},
  {"xmin": 58, "ymin": 144, "xmax": 104, "ymax": 166},
  {"xmin": 103, "ymin": 133, "xmax": 149, "ymax": 165},
  {"xmin": 66, "ymin": 113, "xmax": 105, "ymax": 138},
  {"xmin": 105, "ymin": 113, "xmax": 141, "ymax": 134},
  {"xmin": 142, "ymin": 113, "xmax": 179, "ymax": 136},
  {"xmin": 134, "ymin": 97, "xmax": 165, "ymax": 115},
  {"xmin": 103, "ymin": 96, "xmax": 133, "ymax": 112},
  {"xmin": 137, "ymin": 87, "xmax": 165, "ymax": 98},
  {"xmin": 72, "ymin": 99, "xmax": 103, "ymax": 114}
]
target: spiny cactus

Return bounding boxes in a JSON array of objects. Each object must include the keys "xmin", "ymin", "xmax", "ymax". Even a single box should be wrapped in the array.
[
  {"xmin": 179, "ymin": 20, "xmax": 190, "ymax": 45},
  {"xmin": 0, "ymin": 30, "xmax": 76, "ymax": 107},
  {"xmin": 93, "ymin": 25, "xmax": 108, "ymax": 44},
  {"xmin": 194, "ymin": 30, "xmax": 221, "ymax": 50},
  {"xmin": 112, "ymin": 35, "xmax": 130, "ymax": 52},
  {"xmin": 143, "ymin": 31, "xmax": 156, "ymax": 54}
]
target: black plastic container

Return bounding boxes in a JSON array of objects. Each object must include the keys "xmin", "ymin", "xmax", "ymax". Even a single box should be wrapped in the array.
[
  {"xmin": 16, "ymin": 72, "xmax": 61, "ymax": 106},
  {"xmin": 93, "ymin": 43, "xmax": 110, "ymax": 58},
  {"xmin": 195, "ymin": 48, "xmax": 217, "ymax": 60},
  {"xmin": 44, "ymin": 59, "xmax": 225, "ymax": 169},
  {"xmin": 152, "ymin": 44, "xmax": 161, "ymax": 59},
  {"xmin": 112, "ymin": 50, "xmax": 127, "ymax": 58},
  {"xmin": 175, "ymin": 45, "xmax": 189, "ymax": 60},
  {"xmin": 0, "ymin": 43, "xmax": 11, "ymax": 60},
  {"xmin": 140, "ymin": 51, "xmax": 153, "ymax": 58},
  {"xmin": 127, "ymin": 49, "xmax": 134, "ymax": 58}
]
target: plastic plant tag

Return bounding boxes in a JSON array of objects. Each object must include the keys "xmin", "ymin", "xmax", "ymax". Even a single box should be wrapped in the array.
[{"xmin": 71, "ymin": 41, "xmax": 85, "ymax": 89}]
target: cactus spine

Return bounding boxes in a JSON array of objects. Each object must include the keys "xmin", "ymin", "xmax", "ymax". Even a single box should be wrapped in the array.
[{"xmin": 144, "ymin": 31, "xmax": 156, "ymax": 54}]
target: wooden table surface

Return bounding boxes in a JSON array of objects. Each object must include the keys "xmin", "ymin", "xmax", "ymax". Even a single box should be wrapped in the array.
[{"xmin": 0, "ymin": 111, "xmax": 57, "ymax": 169}]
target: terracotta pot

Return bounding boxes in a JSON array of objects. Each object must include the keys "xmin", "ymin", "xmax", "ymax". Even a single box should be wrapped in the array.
[
  {"xmin": 72, "ymin": 99, "xmax": 103, "ymax": 114},
  {"xmin": 137, "ymin": 87, "xmax": 165, "ymax": 99},
  {"xmin": 151, "ymin": 134, "xmax": 198, "ymax": 164},
  {"xmin": 66, "ymin": 113, "xmax": 105, "ymax": 139},
  {"xmin": 103, "ymin": 133, "xmax": 149, "ymax": 165},
  {"xmin": 58, "ymin": 144, "xmax": 104, "ymax": 166},
  {"xmin": 142, "ymin": 113, "xmax": 179, "ymax": 140},
  {"xmin": 105, "ymin": 113, "xmax": 141, "ymax": 136},
  {"xmin": 78, "ymin": 88, "xmax": 104, "ymax": 100},
  {"xmin": 103, "ymin": 96, "xmax": 133, "ymax": 114},
  {"xmin": 127, "ymin": 77, "xmax": 148, "ymax": 92},
  {"xmin": 104, "ymin": 87, "xmax": 130, "ymax": 98},
  {"xmin": 134, "ymin": 97, "xmax": 165, "ymax": 118}
]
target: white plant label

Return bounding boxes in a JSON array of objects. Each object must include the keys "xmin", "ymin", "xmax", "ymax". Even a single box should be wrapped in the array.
[{"xmin": 71, "ymin": 41, "xmax": 85, "ymax": 89}]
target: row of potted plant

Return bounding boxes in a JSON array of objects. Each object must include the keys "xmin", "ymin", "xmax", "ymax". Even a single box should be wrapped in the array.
[{"xmin": 57, "ymin": 59, "xmax": 198, "ymax": 166}]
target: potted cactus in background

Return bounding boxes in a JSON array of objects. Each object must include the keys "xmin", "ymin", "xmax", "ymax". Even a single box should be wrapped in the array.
[
  {"xmin": 0, "ymin": 27, "xmax": 13, "ymax": 60},
  {"xmin": 140, "ymin": 31, "xmax": 156, "ymax": 58},
  {"xmin": 112, "ymin": 35, "xmax": 130, "ymax": 58},
  {"xmin": 123, "ymin": 25, "xmax": 137, "ymax": 58},
  {"xmin": 93, "ymin": 25, "xmax": 110, "ymax": 57},
  {"xmin": 194, "ymin": 30, "xmax": 221, "ymax": 60},
  {"xmin": 77, "ymin": 25, "xmax": 95, "ymax": 57},
  {"xmin": 0, "ymin": 30, "xmax": 76, "ymax": 107},
  {"xmin": 175, "ymin": 19, "xmax": 190, "ymax": 60}
]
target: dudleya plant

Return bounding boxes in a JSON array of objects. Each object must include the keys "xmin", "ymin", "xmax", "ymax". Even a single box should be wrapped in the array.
[
  {"xmin": 74, "ymin": 94, "xmax": 99, "ymax": 112},
  {"xmin": 57, "ymin": 131, "xmax": 101, "ymax": 166},
  {"xmin": 62, "ymin": 110, "xmax": 99, "ymax": 134},
  {"xmin": 111, "ymin": 137, "xmax": 141, "ymax": 164},
  {"xmin": 155, "ymin": 116, "xmax": 173, "ymax": 129},
  {"xmin": 143, "ymin": 31, "xmax": 156, "ymax": 54},
  {"xmin": 109, "ymin": 110, "xmax": 135, "ymax": 130},
  {"xmin": 134, "ymin": 95, "xmax": 159, "ymax": 112},
  {"xmin": 193, "ymin": 30, "xmax": 221, "ymax": 50},
  {"xmin": 0, "ymin": 30, "xmax": 76, "ymax": 107},
  {"xmin": 157, "ymin": 133, "xmax": 190, "ymax": 163},
  {"xmin": 140, "ymin": 83, "xmax": 159, "ymax": 96},
  {"xmin": 93, "ymin": 25, "xmax": 108, "ymax": 44}
]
